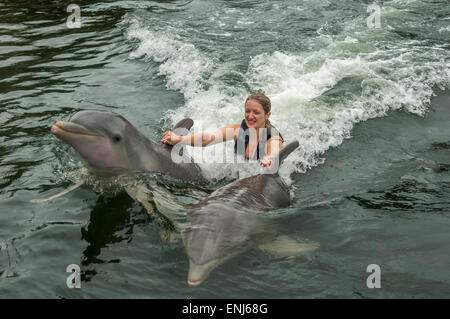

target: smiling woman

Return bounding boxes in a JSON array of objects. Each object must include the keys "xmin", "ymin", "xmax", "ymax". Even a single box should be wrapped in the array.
[{"xmin": 161, "ymin": 93, "xmax": 284, "ymax": 168}]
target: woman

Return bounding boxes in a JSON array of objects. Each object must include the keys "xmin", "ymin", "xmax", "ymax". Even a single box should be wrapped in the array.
[{"xmin": 161, "ymin": 93, "xmax": 283, "ymax": 168}]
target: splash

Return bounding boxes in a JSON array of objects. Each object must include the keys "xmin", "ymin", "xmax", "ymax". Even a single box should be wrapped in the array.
[{"xmin": 123, "ymin": 10, "xmax": 449, "ymax": 184}]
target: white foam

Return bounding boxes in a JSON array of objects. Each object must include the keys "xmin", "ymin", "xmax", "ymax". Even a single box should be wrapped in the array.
[
  {"xmin": 126, "ymin": 19, "xmax": 213, "ymax": 100},
  {"xmin": 246, "ymin": 45, "xmax": 449, "ymax": 181},
  {"xmin": 124, "ymin": 15, "xmax": 450, "ymax": 184}
]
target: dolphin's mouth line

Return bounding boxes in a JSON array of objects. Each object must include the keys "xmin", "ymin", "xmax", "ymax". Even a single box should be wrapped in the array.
[
  {"xmin": 187, "ymin": 279, "xmax": 202, "ymax": 286},
  {"xmin": 187, "ymin": 258, "xmax": 221, "ymax": 287},
  {"xmin": 187, "ymin": 244, "xmax": 250, "ymax": 286},
  {"xmin": 52, "ymin": 121, "xmax": 100, "ymax": 137}
]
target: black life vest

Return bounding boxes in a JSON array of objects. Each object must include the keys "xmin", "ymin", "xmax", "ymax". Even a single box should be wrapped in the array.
[{"xmin": 233, "ymin": 120, "xmax": 283, "ymax": 160}]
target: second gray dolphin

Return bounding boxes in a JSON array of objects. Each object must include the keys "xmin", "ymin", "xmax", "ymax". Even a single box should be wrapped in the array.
[{"xmin": 179, "ymin": 141, "xmax": 319, "ymax": 286}]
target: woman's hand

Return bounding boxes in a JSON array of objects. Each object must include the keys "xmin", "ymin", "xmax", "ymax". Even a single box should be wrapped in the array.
[
  {"xmin": 161, "ymin": 130, "xmax": 182, "ymax": 145},
  {"xmin": 260, "ymin": 155, "xmax": 274, "ymax": 168}
]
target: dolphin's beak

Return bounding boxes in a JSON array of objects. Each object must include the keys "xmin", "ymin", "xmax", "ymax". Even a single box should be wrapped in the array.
[
  {"xmin": 51, "ymin": 121, "xmax": 98, "ymax": 138},
  {"xmin": 187, "ymin": 259, "xmax": 220, "ymax": 287},
  {"xmin": 50, "ymin": 114, "xmax": 128, "ymax": 171}
]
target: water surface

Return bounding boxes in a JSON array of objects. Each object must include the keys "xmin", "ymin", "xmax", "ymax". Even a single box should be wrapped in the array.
[{"xmin": 0, "ymin": 0, "xmax": 449, "ymax": 298}]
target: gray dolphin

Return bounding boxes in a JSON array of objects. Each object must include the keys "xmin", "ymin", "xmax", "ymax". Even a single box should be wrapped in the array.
[
  {"xmin": 50, "ymin": 110, "xmax": 206, "ymax": 184},
  {"xmin": 178, "ymin": 141, "xmax": 319, "ymax": 286}
]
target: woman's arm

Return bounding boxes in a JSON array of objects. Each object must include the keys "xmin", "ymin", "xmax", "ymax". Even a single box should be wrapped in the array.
[{"xmin": 161, "ymin": 123, "xmax": 240, "ymax": 147}]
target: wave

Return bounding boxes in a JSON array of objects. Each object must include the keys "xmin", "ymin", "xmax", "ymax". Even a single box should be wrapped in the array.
[{"xmin": 123, "ymin": 11, "xmax": 449, "ymax": 184}]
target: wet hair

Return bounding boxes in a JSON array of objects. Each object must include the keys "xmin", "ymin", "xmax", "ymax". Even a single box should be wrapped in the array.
[
  {"xmin": 245, "ymin": 93, "xmax": 275, "ymax": 129},
  {"xmin": 246, "ymin": 93, "xmax": 271, "ymax": 114}
]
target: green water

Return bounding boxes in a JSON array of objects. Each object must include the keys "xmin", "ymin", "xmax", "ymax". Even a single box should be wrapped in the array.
[{"xmin": 0, "ymin": 0, "xmax": 449, "ymax": 298}]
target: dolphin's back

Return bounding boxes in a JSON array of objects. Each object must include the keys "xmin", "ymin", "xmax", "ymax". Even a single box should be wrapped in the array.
[
  {"xmin": 150, "ymin": 142, "xmax": 207, "ymax": 184},
  {"xmin": 182, "ymin": 141, "xmax": 300, "ymax": 285},
  {"xmin": 207, "ymin": 174, "xmax": 291, "ymax": 209},
  {"xmin": 183, "ymin": 173, "xmax": 290, "ymax": 265},
  {"xmin": 119, "ymin": 117, "xmax": 207, "ymax": 184}
]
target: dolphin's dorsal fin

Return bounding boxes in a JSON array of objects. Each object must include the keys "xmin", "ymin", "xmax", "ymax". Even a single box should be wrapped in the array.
[
  {"xmin": 278, "ymin": 140, "xmax": 299, "ymax": 163},
  {"xmin": 165, "ymin": 118, "xmax": 194, "ymax": 156},
  {"xmin": 172, "ymin": 118, "xmax": 194, "ymax": 135},
  {"xmin": 261, "ymin": 141, "xmax": 299, "ymax": 175}
]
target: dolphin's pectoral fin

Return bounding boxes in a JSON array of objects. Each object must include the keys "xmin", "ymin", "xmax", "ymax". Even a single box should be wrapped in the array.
[
  {"xmin": 31, "ymin": 179, "xmax": 85, "ymax": 203},
  {"xmin": 125, "ymin": 185, "xmax": 177, "ymax": 231},
  {"xmin": 258, "ymin": 235, "xmax": 320, "ymax": 258},
  {"xmin": 125, "ymin": 185, "xmax": 162, "ymax": 222},
  {"xmin": 125, "ymin": 184, "xmax": 184, "ymax": 233},
  {"xmin": 125, "ymin": 184, "xmax": 154, "ymax": 212},
  {"xmin": 126, "ymin": 185, "xmax": 182, "ymax": 243},
  {"xmin": 150, "ymin": 184, "xmax": 189, "ymax": 226},
  {"xmin": 160, "ymin": 229, "xmax": 181, "ymax": 243}
]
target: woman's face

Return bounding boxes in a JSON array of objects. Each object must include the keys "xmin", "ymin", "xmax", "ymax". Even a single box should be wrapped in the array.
[{"xmin": 244, "ymin": 99, "xmax": 270, "ymax": 129}]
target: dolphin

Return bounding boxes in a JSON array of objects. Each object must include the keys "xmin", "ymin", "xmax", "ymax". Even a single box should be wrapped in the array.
[
  {"xmin": 49, "ymin": 110, "xmax": 206, "ymax": 183},
  {"xmin": 177, "ymin": 141, "xmax": 320, "ymax": 286},
  {"xmin": 32, "ymin": 109, "xmax": 207, "ymax": 208},
  {"xmin": 120, "ymin": 140, "xmax": 319, "ymax": 286}
]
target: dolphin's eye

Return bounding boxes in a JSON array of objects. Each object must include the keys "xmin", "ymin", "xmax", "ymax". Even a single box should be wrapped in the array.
[{"xmin": 113, "ymin": 135, "xmax": 122, "ymax": 143}]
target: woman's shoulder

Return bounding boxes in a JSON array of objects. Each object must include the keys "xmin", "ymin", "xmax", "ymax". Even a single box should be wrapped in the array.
[{"xmin": 267, "ymin": 126, "xmax": 284, "ymax": 142}]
